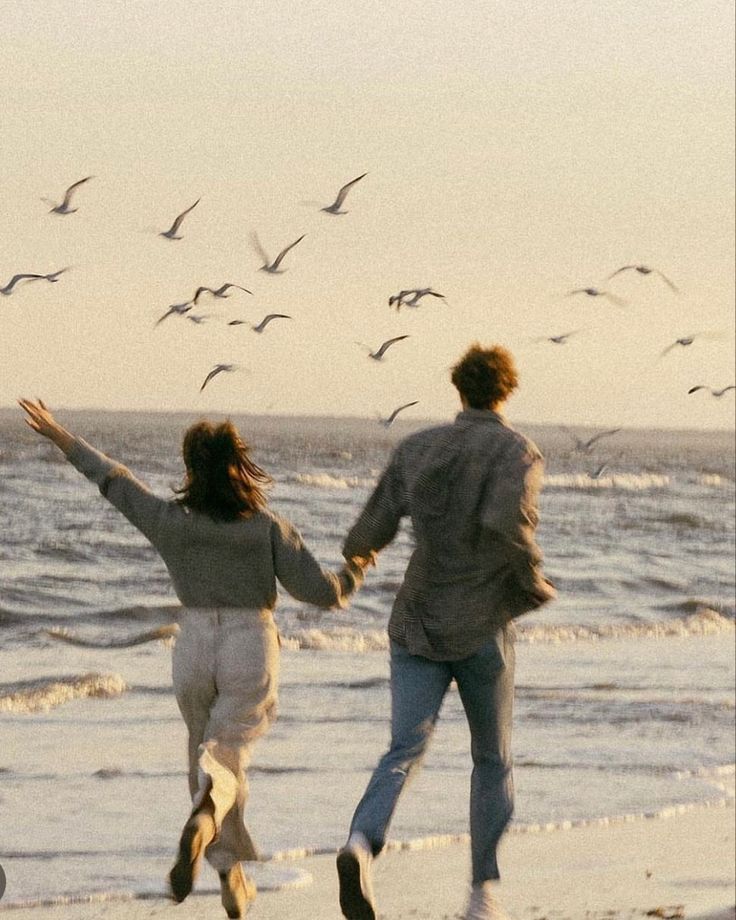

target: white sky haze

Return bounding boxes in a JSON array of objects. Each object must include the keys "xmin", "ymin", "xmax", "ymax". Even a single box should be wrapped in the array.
[{"xmin": 2, "ymin": 0, "xmax": 734, "ymax": 429}]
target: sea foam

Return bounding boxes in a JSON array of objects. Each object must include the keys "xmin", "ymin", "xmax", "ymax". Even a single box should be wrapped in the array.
[
  {"xmin": 277, "ymin": 608, "xmax": 734, "ymax": 652},
  {"xmin": 291, "ymin": 472, "xmax": 376, "ymax": 490},
  {"xmin": 0, "ymin": 673, "xmax": 127, "ymax": 713},
  {"xmin": 543, "ymin": 472, "xmax": 671, "ymax": 491}
]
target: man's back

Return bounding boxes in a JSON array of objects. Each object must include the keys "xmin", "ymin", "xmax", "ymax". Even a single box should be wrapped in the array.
[{"xmin": 344, "ymin": 408, "xmax": 548, "ymax": 660}]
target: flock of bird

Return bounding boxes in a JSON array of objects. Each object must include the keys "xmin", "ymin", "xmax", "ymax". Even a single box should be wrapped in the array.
[{"xmin": 3, "ymin": 172, "xmax": 733, "ymax": 436}]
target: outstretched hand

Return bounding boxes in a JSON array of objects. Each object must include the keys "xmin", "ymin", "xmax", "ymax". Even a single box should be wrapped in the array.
[{"xmin": 18, "ymin": 398, "xmax": 75, "ymax": 452}]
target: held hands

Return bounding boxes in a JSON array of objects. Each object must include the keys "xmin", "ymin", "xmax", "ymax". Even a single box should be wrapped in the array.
[
  {"xmin": 341, "ymin": 551, "xmax": 377, "ymax": 595},
  {"xmin": 346, "ymin": 551, "xmax": 377, "ymax": 571},
  {"xmin": 18, "ymin": 398, "xmax": 75, "ymax": 453}
]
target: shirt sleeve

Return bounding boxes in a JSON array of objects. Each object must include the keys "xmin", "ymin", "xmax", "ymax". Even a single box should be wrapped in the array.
[
  {"xmin": 480, "ymin": 440, "xmax": 547, "ymax": 594},
  {"xmin": 271, "ymin": 515, "xmax": 364, "ymax": 609},
  {"xmin": 342, "ymin": 446, "xmax": 406, "ymax": 560},
  {"xmin": 65, "ymin": 437, "xmax": 168, "ymax": 544}
]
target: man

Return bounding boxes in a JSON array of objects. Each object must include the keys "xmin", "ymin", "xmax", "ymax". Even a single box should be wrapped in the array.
[{"xmin": 336, "ymin": 343, "xmax": 556, "ymax": 920}]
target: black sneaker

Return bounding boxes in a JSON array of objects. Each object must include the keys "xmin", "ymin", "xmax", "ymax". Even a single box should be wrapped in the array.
[
  {"xmin": 218, "ymin": 864, "xmax": 256, "ymax": 919},
  {"xmin": 336, "ymin": 843, "xmax": 376, "ymax": 920},
  {"xmin": 168, "ymin": 812, "xmax": 216, "ymax": 903}
]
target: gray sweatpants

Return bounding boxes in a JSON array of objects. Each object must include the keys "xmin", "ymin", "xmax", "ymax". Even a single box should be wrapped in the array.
[{"xmin": 172, "ymin": 608, "xmax": 280, "ymax": 872}]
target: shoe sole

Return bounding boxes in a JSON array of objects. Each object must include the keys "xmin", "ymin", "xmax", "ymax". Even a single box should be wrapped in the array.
[
  {"xmin": 169, "ymin": 822, "xmax": 205, "ymax": 903},
  {"xmin": 219, "ymin": 868, "xmax": 256, "ymax": 919},
  {"xmin": 336, "ymin": 850, "xmax": 376, "ymax": 920}
]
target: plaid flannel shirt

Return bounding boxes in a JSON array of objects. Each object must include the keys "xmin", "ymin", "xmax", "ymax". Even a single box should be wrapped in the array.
[{"xmin": 343, "ymin": 408, "xmax": 551, "ymax": 660}]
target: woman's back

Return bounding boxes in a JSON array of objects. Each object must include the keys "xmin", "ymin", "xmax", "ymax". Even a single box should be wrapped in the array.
[
  {"xmin": 67, "ymin": 436, "xmax": 360, "ymax": 612},
  {"xmin": 154, "ymin": 502, "xmax": 277, "ymax": 609}
]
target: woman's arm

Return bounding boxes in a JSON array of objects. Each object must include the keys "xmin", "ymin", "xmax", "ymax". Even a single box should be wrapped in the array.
[
  {"xmin": 18, "ymin": 398, "xmax": 76, "ymax": 453},
  {"xmin": 18, "ymin": 398, "xmax": 167, "ymax": 543},
  {"xmin": 271, "ymin": 514, "xmax": 370, "ymax": 609}
]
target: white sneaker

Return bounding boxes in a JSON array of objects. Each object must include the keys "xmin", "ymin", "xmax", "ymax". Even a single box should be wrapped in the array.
[
  {"xmin": 463, "ymin": 882, "xmax": 510, "ymax": 920},
  {"xmin": 336, "ymin": 832, "xmax": 376, "ymax": 920}
]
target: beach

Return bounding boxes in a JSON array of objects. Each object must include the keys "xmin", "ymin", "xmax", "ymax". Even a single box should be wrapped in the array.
[
  {"xmin": 1, "ymin": 412, "xmax": 734, "ymax": 915},
  {"xmin": 0, "ymin": 803, "xmax": 732, "ymax": 918},
  {"xmin": 2, "ymin": 0, "xmax": 735, "ymax": 909}
]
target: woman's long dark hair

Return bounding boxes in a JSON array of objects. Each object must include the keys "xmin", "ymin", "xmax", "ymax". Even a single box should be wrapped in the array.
[{"xmin": 175, "ymin": 420, "xmax": 271, "ymax": 521}]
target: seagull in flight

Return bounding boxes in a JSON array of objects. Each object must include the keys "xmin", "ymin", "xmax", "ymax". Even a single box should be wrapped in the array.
[
  {"xmin": 607, "ymin": 264, "xmax": 678, "ymax": 292},
  {"xmin": 193, "ymin": 283, "xmax": 253, "ymax": 304},
  {"xmin": 251, "ymin": 313, "xmax": 291, "ymax": 334},
  {"xmin": 1, "ymin": 269, "xmax": 66, "ymax": 295},
  {"xmin": 533, "ymin": 330, "xmax": 582, "ymax": 345},
  {"xmin": 159, "ymin": 198, "xmax": 200, "ymax": 240},
  {"xmin": 154, "ymin": 300, "xmax": 193, "ymax": 326},
  {"xmin": 566, "ymin": 287, "xmax": 627, "ymax": 307},
  {"xmin": 357, "ymin": 335, "xmax": 410, "ymax": 361},
  {"xmin": 389, "ymin": 288, "xmax": 445, "ymax": 311},
  {"xmin": 379, "ymin": 400, "xmax": 419, "ymax": 428},
  {"xmin": 42, "ymin": 176, "xmax": 94, "ymax": 214},
  {"xmin": 687, "ymin": 385, "xmax": 735, "ymax": 397},
  {"xmin": 251, "ymin": 232, "xmax": 305, "ymax": 273},
  {"xmin": 321, "ymin": 173, "xmax": 368, "ymax": 215},
  {"xmin": 660, "ymin": 334, "xmax": 705, "ymax": 357},
  {"xmin": 186, "ymin": 314, "xmax": 212, "ymax": 325},
  {"xmin": 199, "ymin": 364, "xmax": 240, "ymax": 392},
  {"xmin": 562, "ymin": 426, "xmax": 622, "ymax": 452}
]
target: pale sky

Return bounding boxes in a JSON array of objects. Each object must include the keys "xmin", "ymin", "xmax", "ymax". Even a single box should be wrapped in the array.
[{"xmin": 2, "ymin": 0, "xmax": 734, "ymax": 429}]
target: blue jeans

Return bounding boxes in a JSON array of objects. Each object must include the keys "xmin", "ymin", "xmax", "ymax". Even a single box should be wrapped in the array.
[{"xmin": 349, "ymin": 629, "xmax": 515, "ymax": 883}]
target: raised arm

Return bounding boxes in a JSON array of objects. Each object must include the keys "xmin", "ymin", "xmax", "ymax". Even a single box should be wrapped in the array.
[
  {"xmin": 271, "ymin": 515, "xmax": 368, "ymax": 609},
  {"xmin": 19, "ymin": 398, "xmax": 76, "ymax": 453},
  {"xmin": 18, "ymin": 398, "xmax": 167, "ymax": 544}
]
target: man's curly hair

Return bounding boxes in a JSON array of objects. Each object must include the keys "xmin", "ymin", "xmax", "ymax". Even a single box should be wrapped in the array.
[{"xmin": 450, "ymin": 343, "xmax": 519, "ymax": 409}]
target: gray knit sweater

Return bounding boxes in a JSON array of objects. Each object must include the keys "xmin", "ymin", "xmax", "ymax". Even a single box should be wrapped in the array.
[{"xmin": 66, "ymin": 437, "xmax": 362, "ymax": 610}]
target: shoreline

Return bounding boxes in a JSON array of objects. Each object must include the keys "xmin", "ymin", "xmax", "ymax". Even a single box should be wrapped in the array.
[{"xmin": 1, "ymin": 802, "xmax": 733, "ymax": 918}]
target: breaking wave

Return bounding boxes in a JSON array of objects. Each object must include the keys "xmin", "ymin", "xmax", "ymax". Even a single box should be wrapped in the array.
[
  {"xmin": 44, "ymin": 624, "xmax": 179, "ymax": 648},
  {"xmin": 288, "ymin": 471, "xmax": 710, "ymax": 495},
  {"xmin": 278, "ymin": 608, "xmax": 734, "ymax": 651},
  {"xmin": 290, "ymin": 472, "xmax": 377, "ymax": 490},
  {"xmin": 279, "ymin": 627, "xmax": 389, "ymax": 652},
  {"xmin": 544, "ymin": 473, "xmax": 671, "ymax": 491},
  {"xmin": 518, "ymin": 607, "xmax": 734, "ymax": 643},
  {"xmin": 0, "ymin": 673, "xmax": 128, "ymax": 713},
  {"xmin": 699, "ymin": 473, "xmax": 734, "ymax": 488},
  {"xmin": 5, "ymin": 605, "xmax": 733, "ymax": 655}
]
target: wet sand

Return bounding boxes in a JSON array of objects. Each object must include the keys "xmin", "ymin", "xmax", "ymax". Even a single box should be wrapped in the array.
[{"xmin": 1, "ymin": 802, "xmax": 732, "ymax": 919}]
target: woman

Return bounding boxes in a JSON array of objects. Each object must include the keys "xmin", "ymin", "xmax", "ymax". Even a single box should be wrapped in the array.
[{"xmin": 18, "ymin": 398, "xmax": 368, "ymax": 919}]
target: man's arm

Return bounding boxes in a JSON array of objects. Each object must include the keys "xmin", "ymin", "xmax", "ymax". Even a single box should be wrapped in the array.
[
  {"xmin": 480, "ymin": 441, "xmax": 554, "ymax": 606},
  {"xmin": 342, "ymin": 447, "xmax": 406, "ymax": 562}
]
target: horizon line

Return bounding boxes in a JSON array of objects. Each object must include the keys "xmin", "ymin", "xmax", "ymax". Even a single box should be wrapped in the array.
[{"xmin": 1, "ymin": 404, "xmax": 734, "ymax": 436}]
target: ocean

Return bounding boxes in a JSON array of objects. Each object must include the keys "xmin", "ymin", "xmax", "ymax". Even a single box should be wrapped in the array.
[{"xmin": 0, "ymin": 410, "xmax": 734, "ymax": 908}]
